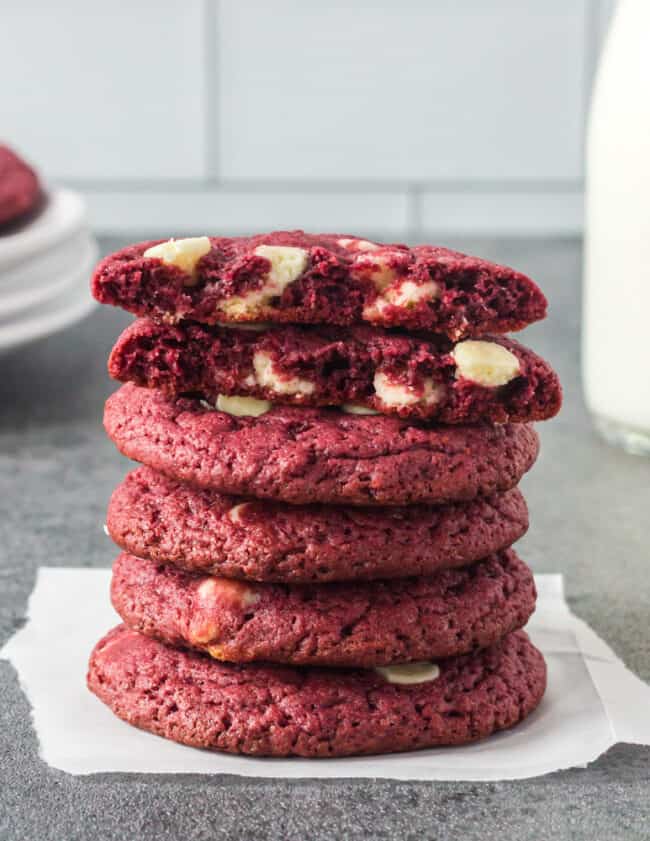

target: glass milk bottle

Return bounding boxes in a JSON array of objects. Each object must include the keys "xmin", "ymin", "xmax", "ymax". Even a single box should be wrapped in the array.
[{"xmin": 583, "ymin": 0, "xmax": 650, "ymax": 455}]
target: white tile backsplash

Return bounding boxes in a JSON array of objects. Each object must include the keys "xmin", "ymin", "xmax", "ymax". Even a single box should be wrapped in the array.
[
  {"xmin": 84, "ymin": 185, "xmax": 584, "ymax": 238},
  {"xmin": 217, "ymin": 0, "xmax": 587, "ymax": 181},
  {"xmin": 84, "ymin": 187, "xmax": 410, "ymax": 237},
  {"xmin": 0, "ymin": 1, "xmax": 604, "ymax": 234},
  {"xmin": 419, "ymin": 189, "xmax": 584, "ymax": 236},
  {"xmin": 1, "ymin": 0, "xmax": 207, "ymax": 180}
]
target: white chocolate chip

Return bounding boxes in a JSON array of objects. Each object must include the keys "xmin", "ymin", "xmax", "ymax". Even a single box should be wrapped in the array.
[
  {"xmin": 197, "ymin": 577, "xmax": 260, "ymax": 609},
  {"xmin": 220, "ymin": 294, "xmax": 264, "ymax": 318},
  {"xmin": 353, "ymin": 253, "xmax": 398, "ymax": 292},
  {"xmin": 220, "ymin": 246, "xmax": 308, "ymax": 316},
  {"xmin": 227, "ymin": 502, "xmax": 250, "ymax": 524},
  {"xmin": 386, "ymin": 279, "xmax": 439, "ymax": 308},
  {"xmin": 341, "ymin": 403, "xmax": 380, "ymax": 415},
  {"xmin": 375, "ymin": 662, "xmax": 440, "ymax": 685},
  {"xmin": 216, "ymin": 394, "xmax": 272, "ymax": 417},
  {"xmin": 197, "ymin": 579, "xmax": 218, "ymax": 602},
  {"xmin": 255, "ymin": 244, "xmax": 309, "ymax": 287},
  {"xmin": 452, "ymin": 340, "xmax": 521, "ymax": 388},
  {"xmin": 363, "ymin": 279, "xmax": 439, "ymax": 321},
  {"xmin": 373, "ymin": 372, "xmax": 444, "ymax": 408},
  {"xmin": 191, "ymin": 578, "xmax": 260, "ymax": 643},
  {"xmin": 143, "ymin": 236, "xmax": 210, "ymax": 283},
  {"xmin": 337, "ymin": 238, "xmax": 380, "ymax": 252},
  {"xmin": 252, "ymin": 351, "xmax": 315, "ymax": 396},
  {"xmin": 102, "ymin": 523, "xmax": 110, "ymax": 537},
  {"xmin": 373, "ymin": 374, "xmax": 417, "ymax": 407}
]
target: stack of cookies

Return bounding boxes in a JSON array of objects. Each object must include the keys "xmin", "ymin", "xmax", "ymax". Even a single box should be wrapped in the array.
[{"xmin": 87, "ymin": 232, "xmax": 561, "ymax": 758}]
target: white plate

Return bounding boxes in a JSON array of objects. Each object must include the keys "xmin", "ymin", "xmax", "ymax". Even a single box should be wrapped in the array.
[
  {"xmin": 0, "ymin": 189, "xmax": 88, "ymax": 270},
  {"xmin": 0, "ymin": 253, "xmax": 97, "ymax": 353},
  {"xmin": 0, "ymin": 236, "xmax": 98, "ymax": 320}
]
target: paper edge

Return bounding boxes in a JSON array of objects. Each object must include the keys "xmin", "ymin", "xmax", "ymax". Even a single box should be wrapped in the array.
[{"xmin": 1, "ymin": 569, "xmax": 648, "ymax": 780}]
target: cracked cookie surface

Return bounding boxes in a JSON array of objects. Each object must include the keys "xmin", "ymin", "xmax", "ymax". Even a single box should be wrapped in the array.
[
  {"xmin": 111, "ymin": 549, "xmax": 536, "ymax": 666},
  {"xmin": 87, "ymin": 626, "xmax": 546, "ymax": 757},
  {"xmin": 107, "ymin": 467, "xmax": 528, "ymax": 582},
  {"xmin": 104, "ymin": 384, "xmax": 539, "ymax": 506}
]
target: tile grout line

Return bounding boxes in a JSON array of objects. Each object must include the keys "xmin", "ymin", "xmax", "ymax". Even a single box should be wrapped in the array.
[
  {"xmin": 63, "ymin": 178, "xmax": 585, "ymax": 194},
  {"xmin": 203, "ymin": 0, "xmax": 220, "ymax": 179}
]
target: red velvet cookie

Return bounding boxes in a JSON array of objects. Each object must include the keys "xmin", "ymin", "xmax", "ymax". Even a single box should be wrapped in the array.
[
  {"xmin": 107, "ymin": 467, "xmax": 528, "ymax": 582},
  {"xmin": 87, "ymin": 626, "xmax": 546, "ymax": 757},
  {"xmin": 91, "ymin": 232, "xmax": 547, "ymax": 340},
  {"xmin": 108, "ymin": 319, "xmax": 561, "ymax": 424},
  {"xmin": 104, "ymin": 383, "xmax": 539, "ymax": 506},
  {"xmin": 0, "ymin": 145, "xmax": 43, "ymax": 229},
  {"xmin": 111, "ymin": 550, "xmax": 536, "ymax": 667}
]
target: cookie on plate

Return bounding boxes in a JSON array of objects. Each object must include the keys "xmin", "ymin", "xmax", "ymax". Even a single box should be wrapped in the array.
[{"xmin": 0, "ymin": 145, "xmax": 43, "ymax": 230}]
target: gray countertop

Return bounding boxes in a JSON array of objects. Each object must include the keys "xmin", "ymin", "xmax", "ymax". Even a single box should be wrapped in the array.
[{"xmin": 1, "ymin": 237, "xmax": 648, "ymax": 841}]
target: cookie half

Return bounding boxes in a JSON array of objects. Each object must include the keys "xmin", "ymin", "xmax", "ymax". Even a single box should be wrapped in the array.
[
  {"xmin": 87, "ymin": 626, "xmax": 546, "ymax": 757},
  {"xmin": 104, "ymin": 384, "xmax": 539, "ymax": 506},
  {"xmin": 111, "ymin": 549, "xmax": 536, "ymax": 667},
  {"xmin": 91, "ymin": 232, "xmax": 546, "ymax": 340},
  {"xmin": 107, "ymin": 467, "xmax": 528, "ymax": 582},
  {"xmin": 109, "ymin": 319, "xmax": 561, "ymax": 424}
]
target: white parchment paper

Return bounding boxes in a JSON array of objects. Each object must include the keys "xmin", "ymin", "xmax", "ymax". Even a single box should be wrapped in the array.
[{"xmin": 2, "ymin": 569, "xmax": 649, "ymax": 780}]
